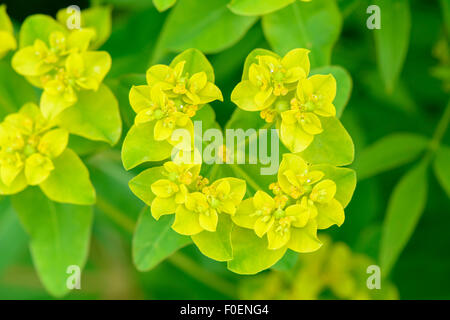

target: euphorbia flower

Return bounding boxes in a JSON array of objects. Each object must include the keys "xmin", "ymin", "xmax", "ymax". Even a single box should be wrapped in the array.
[
  {"xmin": 231, "ymin": 48, "xmax": 310, "ymax": 120},
  {"xmin": 12, "ymin": 29, "xmax": 110, "ymax": 119},
  {"xmin": 172, "ymin": 177, "xmax": 246, "ymax": 235},
  {"xmin": 0, "ymin": 5, "xmax": 17, "ymax": 59},
  {"xmin": 146, "ymin": 60, "xmax": 223, "ymax": 108},
  {"xmin": 150, "ymin": 160, "xmax": 201, "ymax": 220},
  {"xmin": 131, "ymin": 84, "xmax": 194, "ymax": 148},
  {"xmin": 232, "ymin": 190, "xmax": 322, "ymax": 252},
  {"xmin": 280, "ymin": 74, "xmax": 337, "ymax": 152},
  {"xmin": 278, "ymin": 154, "xmax": 344, "ymax": 229},
  {"xmin": 0, "ymin": 103, "xmax": 68, "ymax": 190}
]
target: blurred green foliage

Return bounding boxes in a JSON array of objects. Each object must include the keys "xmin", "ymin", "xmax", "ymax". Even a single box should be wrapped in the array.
[{"xmin": 0, "ymin": 0, "xmax": 449, "ymax": 299}]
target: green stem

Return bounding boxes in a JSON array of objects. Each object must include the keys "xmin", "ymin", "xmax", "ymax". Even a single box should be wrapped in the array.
[
  {"xmin": 424, "ymin": 100, "xmax": 450, "ymax": 160},
  {"xmin": 97, "ymin": 199, "xmax": 237, "ymax": 297}
]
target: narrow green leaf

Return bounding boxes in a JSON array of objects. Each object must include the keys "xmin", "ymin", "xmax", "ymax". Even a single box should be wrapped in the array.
[
  {"xmin": 121, "ymin": 122, "xmax": 173, "ymax": 170},
  {"xmin": 40, "ymin": 149, "xmax": 96, "ymax": 205},
  {"xmin": 227, "ymin": 226, "xmax": 286, "ymax": 274},
  {"xmin": 153, "ymin": 0, "xmax": 177, "ymax": 12},
  {"xmin": 11, "ymin": 187, "xmax": 93, "ymax": 297},
  {"xmin": 262, "ymin": 0, "xmax": 342, "ymax": 67},
  {"xmin": 228, "ymin": 0, "xmax": 295, "ymax": 16},
  {"xmin": 380, "ymin": 160, "xmax": 429, "ymax": 275},
  {"xmin": 299, "ymin": 117, "xmax": 354, "ymax": 166},
  {"xmin": 156, "ymin": 0, "xmax": 257, "ymax": 54},
  {"xmin": 57, "ymin": 84, "xmax": 122, "ymax": 146},
  {"xmin": 311, "ymin": 65, "xmax": 352, "ymax": 118},
  {"xmin": 355, "ymin": 133, "xmax": 429, "ymax": 180},
  {"xmin": 374, "ymin": 0, "xmax": 411, "ymax": 92},
  {"xmin": 433, "ymin": 145, "xmax": 450, "ymax": 197},
  {"xmin": 192, "ymin": 214, "xmax": 233, "ymax": 261},
  {"xmin": 133, "ymin": 210, "xmax": 191, "ymax": 271}
]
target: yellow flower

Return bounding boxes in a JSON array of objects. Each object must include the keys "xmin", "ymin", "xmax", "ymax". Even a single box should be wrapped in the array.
[
  {"xmin": 278, "ymin": 154, "xmax": 344, "ymax": 229},
  {"xmin": 146, "ymin": 60, "xmax": 223, "ymax": 108},
  {"xmin": 0, "ymin": 103, "xmax": 68, "ymax": 191},
  {"xmin": 12, "ymin": 29, "xmax": 110, "ymax": 119},
  {"xmin": 233, "ymin": 190, "xmax": 322, "ymax": 252},
  {"xmin": 280, "ymin": 74, "xmax": 337, "ymax": 152},
  {"xmin": 132, "ymin": 84, "xmax": 194, "ymax": 147},
  {"xmin": 231, "ymin": 48, "xmax": 310, "ymax": 118},
  {"xmin": 150, "ymin": 160, "xmax": 201, "ymax": 220},
  {"xmin": 202, "ymin": 177, "xmax": 246, "ymax": 216},
  {"xmin": 0, "ymin": 5, "xmax": 17, "ymax": 59}
]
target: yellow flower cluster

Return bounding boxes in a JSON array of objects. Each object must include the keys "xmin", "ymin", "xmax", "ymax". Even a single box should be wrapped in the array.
[{"xmin": 233, "ymin": 153, "xmax": 344, "ymax": 252}]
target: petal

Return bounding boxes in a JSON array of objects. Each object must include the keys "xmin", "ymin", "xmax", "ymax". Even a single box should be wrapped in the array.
[
  {"xmin": 281, "ymin": 48, "xmax": 310, "ymax": 77},
  {"xmin": 81, "ymin": 51, "xmax": 111, "ymax": 89},
  {"xmin": 65, "ymin": 53, "xmax": 85, "ymax": 78},
  {"xmin": 288, "ymin": 220, "xmax": 322, "ymax": 253},
  {"xmin": 310, "ymin": 179, "xmax": 336, "ymax": 203},
  {"xmin": 24, "ymin": 153, "xmax": 54, "ymax": 185},
  {"xmin": 306, "ymin": 170, "xmax": 325, "ymax": 184},
  {"xmin": 67, "ymin": 28, "xmax": 95, "ymax": 52},
  {"xmin": 172, "ymin": 205, "xmax": 203, "ymax": 236},
  {"xmin": 267, "ymin": 227, "xmax": 291, "ymax": 250},
  {"xmin": 281, "ymin": 110, "xmax": 298, "ymax": 125},
  {"xmin": 197, "ymin": 82, "xmax": 223, "ymax": 103},
  {"xmin": 38, "ymin": 128, "xmax": 68, "ymax": 158},
  {"xmin": 254, "ymin": 87, "xmax": 273, "ymax": 108},
  {"xmin": 129, "ymin": 85, "xmax": 152, "ymax": 113},
  {"xmin": 280, "ymin": 122, "xmax": 313, "ymax": 153},
  {"xmin": 314, "ymin": 102, "xmax": 336, "ymax": 117},
  {"xmin": 199, "ymin": 210, "xmax": 218, "ymax": 232},
  {"xmin": 231, "ymin": 80, "xmax": 264, "ymax": 111},
  {"xmin": 300, "ymin": 112, "xmax": 323, "ymax": 135},
  {"xmin": 12, "ymin": 46, "xmax": 51, "ymax": 76},
  {"xmin": 309, "ymin": 74, "xmax": 337, "ymax": 102},
  {"xmin": 154, "ymin": 119, "xmax": 173, "ymax": 141},
  {"xmin": 151, "ymin": 196, "xmax": 177, "ymax": 220},
  {"xmin": 255, "ymin": 215, "xmax": 274, "ymax": 237},
  {"xmin": 0, "ymin": 154, "xmax": 23, "ymax": 186},
  {"xmin": 232, "ymin": 198, "xmax": 258, "ymax": 229},
  {"xmin": 253, "ymin": 190, "xmax": 275, "ymax": 210},
  {"xmin": 285, "ymin": 204, "xmax": 309, "ymax": 228},
  {"xmin": 151, "ymin": 179, "xmax": 177, "ymax": 198},
  {"xmin": 316, "ymin": 198, "xmax": 345, "ymax": 229},
  {"xmin": 146, "ymin": 64, "xmax": 172, "ymax": 86},
  {"xmin": 40, "ymin": 91, "xmax": 75, "ymax": 120},
  {"xmin": 188, "ymin": 72, "xmax": 207, "ymax": 92}
]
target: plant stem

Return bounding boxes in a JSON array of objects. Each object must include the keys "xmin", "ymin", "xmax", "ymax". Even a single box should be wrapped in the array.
[{"xmin": 425, "ymin": 100, "xmax": 450, "ymax": 160}]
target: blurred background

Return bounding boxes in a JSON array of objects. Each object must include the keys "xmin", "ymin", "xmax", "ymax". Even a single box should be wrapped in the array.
[{"xmin": 0, "ymin": 0, "xmax": 449, "ymax": 299}]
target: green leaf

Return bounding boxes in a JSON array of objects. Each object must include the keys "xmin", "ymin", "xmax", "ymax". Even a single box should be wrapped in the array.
[
  {"xmin": 40, "ymin": 149, "xmax": 96, "ymax": 205},
  {"xmin": 227, "ymin": 226, "xmax": 286, "ymax": 274},
  {"xmin": 192, "ymin": 214, "xmax": 233, "ymax": 261},
  {"xmin": 311, "ymin": 164, "xmax": 357, "ymax": 208},
  {"xmin": 298, "ymin": 117, "xmax": 354, "ymax": 166},
  {"xmin": 262, "ymin": 0, "xmax": 342, "ymax": 67},
  {"xmin": 170, "ymin": 48, "xmax": 215, "ymax": 82},
  {"xmin": 228, "ymin": 0, "xmax": 295, "ymax": 16},
  {"xmin": 311, "ymin": 65, "xmax": 352, "ymax": 118},
  {"xmin": 133, "ymin": 209, "xmax": 191, "ymax": 271},
  {"xmin": 0, "ymin": 60, "xmax": 37, "ymax": 118},
  {"xmin": 374, "ymin": 0, "xmax": 411, "ymax": 92},
  {"xmin": 433, "ymin": 145, "xmax": 450, "ymax": 197},
  {"xmin": 19, "ymin": 14, "xmax": 66, "ymax": 47},
  {"xmin": 57, "ymin": 84, "xmax": 122, "ymax": 146},
  {"xmin": 380, "ymin": 160, "xmax": 429, "ymax": 275},
  {"xmin": 153, "ymin": 0, "xmax": 177, "ymax": 12},
  {"xmin": 355, "ymin": 133, "xmax": 429, "ymax": 180},
  {"xmin": 155, "ymin": 0, "xmax": 257, "ymax": 56},
  {"xmin": 129, "ymin": 166, "xmax": 166, "ymax": 206},
  {"xmin": 56, "ymin": 6, "xmax": 112, "ymax": 49},
  {"xmin": 122, "ymin": 122, "xmax": 173, "ymax": 170},
  {"xmin": 11, "ymin": 187, "xmax": 93, "ymax": 297}
]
